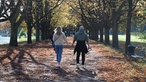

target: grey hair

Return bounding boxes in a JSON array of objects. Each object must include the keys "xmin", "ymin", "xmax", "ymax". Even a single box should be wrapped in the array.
[{"xmin": 79, "ymin": 26, "xmax": 84, "ymax": 30}]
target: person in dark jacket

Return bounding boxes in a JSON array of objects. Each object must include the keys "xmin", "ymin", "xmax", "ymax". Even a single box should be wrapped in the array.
[
  {"xmin": 72, "ymin": 25, "xmax": 90, "ymax": 67},
  {"xmin": 50, "ymin": 30, "xmax": 55, "ymax": 49}
]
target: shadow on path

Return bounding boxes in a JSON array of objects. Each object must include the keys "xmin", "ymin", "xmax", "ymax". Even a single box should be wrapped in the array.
[
  {"xmin": 0, "ymin": 47, "xmax": 50, "ymax": 81},
  {"xmin": 76, "ymin": 67, "xmax": 97, "ymax": 78}
]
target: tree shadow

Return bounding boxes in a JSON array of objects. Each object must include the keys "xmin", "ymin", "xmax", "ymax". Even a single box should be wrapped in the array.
[
  {"xmin": 51, "ymin": 67, "xmax": 68, "ymax": 77},
  {"xmin": 0, "ymin": 48, "xmax": 13, "ymax": 64},
  {"xmin": 75, "ymin": 67, "xmax": 106, "ymax": 81},
  {"xmin": 0, "ymin": 47, "xmax": 50, "ymax": 81},
  {"xmin": 0, "ymin": 47, "xmax": 49, "ymax": 67},
  {"xmin": 97, "ymin": 55, "xmax": 125, "ymax": 61},
  {"xmin": 76, "ymin": 67, "xmax": 97, "ymax": 78}
]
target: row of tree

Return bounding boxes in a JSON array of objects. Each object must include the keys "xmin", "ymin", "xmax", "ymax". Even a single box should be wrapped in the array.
[
  {"xmin": 0, "ymin": 0, "xmax": 65, "ymax": 46},
  {"xmin": 0, "ymin": 0, "xmax": 145, "ymax": 54},
  {"xmin": 66, "ymin": 0, "xmax": 145, "ymax": 53}
]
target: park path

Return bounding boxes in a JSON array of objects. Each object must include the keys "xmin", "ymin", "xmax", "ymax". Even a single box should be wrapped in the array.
[
  {"xmin": 1, "ymin": 37, "xmax": 145, "ymax": 82},
  {"xmin": 0, "ymin": 37, "xmax": 106, "ymax": 82},
  {"xmin": 47, "ymin": 46, "xmax": 104, "ymax": 82}
]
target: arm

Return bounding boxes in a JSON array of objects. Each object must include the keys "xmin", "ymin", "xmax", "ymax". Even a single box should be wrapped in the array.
[
  {"xmin": 72, "ymin": 34, "xmax": 77, "ymax": 46},
  {"xmin": 72, "ymin": 39, "xmax": 75, "ymax": 46},
  {"xmin": 53, "ymin": 33, "xmax": 57, "ymax": 42},
  {"xmin": 86, "ymin": 35, "xmax": 90, "ymax": 49},
  {"xmin": 63, "ymin": 33, "xmax": 68, "ymax": 44},
  {"xmin": 86, "ymin": 39, "xmax": 90, "ymax": 48}
]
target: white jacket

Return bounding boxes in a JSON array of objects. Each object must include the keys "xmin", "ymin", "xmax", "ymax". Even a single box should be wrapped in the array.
[{"xmin": 53, "ymin": 32, "xmax": 67, "ymax": 45}]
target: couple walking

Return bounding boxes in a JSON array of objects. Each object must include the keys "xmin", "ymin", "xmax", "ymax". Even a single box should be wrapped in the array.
[{"xmin": 52, "ymin": 25, "xmax": 90, "ymax": 68}]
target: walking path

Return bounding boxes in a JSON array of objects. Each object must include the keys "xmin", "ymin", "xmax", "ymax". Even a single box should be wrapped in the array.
[
  {"xmin": 1, "ymin": 38, "xmax": 144, "ymax": 82},
  {"xmin": 0, "ymin": 38, "xmax": 106, "ymax": 82},
  {"xmin": 45, "ymin": 49, "xmax": 103, "ymax": 82}
]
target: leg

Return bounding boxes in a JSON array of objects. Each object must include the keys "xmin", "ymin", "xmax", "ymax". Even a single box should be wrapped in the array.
[
  {"xmin": 55, "ymin": 45, "xmax": 59, "ymax": 61},
  {"xmin": 57, "ymin": 45, "xmax": 63, "ymax": 63},
  {"xmin": 82, "ymin": 52, "xmax": 85, "ymax": 65},
  {"xmin": 76, "ymin": 51, "xmax": 80, "ymax": 64},
  {"xmin": 55, "ymin": 45, "xmax": 58, "ymax": 53}
]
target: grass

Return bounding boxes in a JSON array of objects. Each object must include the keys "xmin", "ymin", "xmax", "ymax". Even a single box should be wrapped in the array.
[
  {"xmin": 18, "ymin": 36, "xmax": 36, "ymax": 42},
  {"xmin": 0, "ymin": 35, "xmax": 36, "ymax": 45},
  {"xmin": 108, "ymin": 34, "xmax": 146, "ymax": 43},
  {"xmin": 102, "ymin": 33, "xmax": 146, "ymax": 63},
  {"xmin": 103, "ymin": 33, "xmax": 146, "ymax": 51}
]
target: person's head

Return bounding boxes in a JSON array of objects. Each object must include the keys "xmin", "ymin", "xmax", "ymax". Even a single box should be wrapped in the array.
[
  {"xmin": 56, "ymin": 26, "xmax": 62, "ymax": 35},
  {"xmin": 78, "ymin": 25, "xmax": 85, "ymax": 33}
]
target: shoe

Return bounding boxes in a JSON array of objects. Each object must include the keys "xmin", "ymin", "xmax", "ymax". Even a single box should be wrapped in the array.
[
  {"xmin": 56, "ymin": 65, "xmax": 61, "ymax": 69},
  {"xmin": 76, "ymin": 63, "xmax": 80, "ymax": 67},
  {"xmin": 81, "ymin": 65, "xmax": 85, "ymax": 68},
  {"xmin": 57, "ymin": 63, "xmax": 61, "ymax": 68}
]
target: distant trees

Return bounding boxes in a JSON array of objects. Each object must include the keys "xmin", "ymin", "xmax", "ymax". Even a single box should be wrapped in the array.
[
  {"xmin": 68, "ymin": 0, "xmax": 127, "ymax": 48},
  {"xmin": 0, "ymin": 0, "xmax": 144, "ymax": 54},
  {"xmin": 0, "ymin": 0, "xmax": 65, "ymax": 46},
  {"xmin": 0, "ymin": 0, "xmax": 24, "ymax": 46},
  {"xmin": 24, "ymin": 0, "xmax": 33, "ymax": 44},
  {"xmin": 66, "ymin": 0, "xmax": 140, "ymax": 53}
]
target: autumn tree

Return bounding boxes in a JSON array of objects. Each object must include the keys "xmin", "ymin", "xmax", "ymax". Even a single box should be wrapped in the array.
[
  {"xmin": 9, "ymin": 0, "xmax": 25, "ymax": 46},
  {"xmin": 34, "ymin": 0, "xmax": 43, "ymax": 42},
  {"xmin": 24, "ymin": 0, "xmax": 33, "ymax": 44},
  {"xmin": 51, "ymin": 1, "xmax": 78, "ymax": 28},
  {"xmin": 41, "ymin": 0, "xmax": 64, "ymax": 40},
  {"xmin": 0, "ymin": 0, "xmax": 25, "ymax": 46},
  {"xmin": 0, "ymin": 0, "xmax": 12, "ymax": 22},
  {"xmin": 125, "ymin": 0, "xmax": 140, "ymax": 53}
]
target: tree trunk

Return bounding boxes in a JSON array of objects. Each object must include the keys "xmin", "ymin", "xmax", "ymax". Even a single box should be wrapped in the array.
[
  {"xmin": 95, "ymin": 29, "xmax": 99, "ymax": 41},
  {"xmin": 90, "ymin": 30, "xmax": 97, "ymax": 41},
  {"xmin": 41, "ymin": 19, "xmax": 47, "ymax": 40},
  {"xmin": 89, "ymin": 30, "xmax": 92, "ymax": 39},
  {"xmin": 105, "ymin": 27, "xmax": 110, "ymax": 45},
  {"xmin": 36, "ymin": 27, "xmax": 40, "ymax": 42},
  {"xmin": 35, "ymin": 0, "xmax": 43, "ymax": 42},
  {"xmin": 99, "ymin": 27, "xmax": 103, "ymax": 42},
  {"xmin": 112, "ymin": 21, "xmax": 118, "ymax": 48},
  {"xmin": 41, "ymin": 29, "xmax": 45, "ymax": 40},
  {"xmin": 93, "ymin": 23, "xmax": 99, "ymax": 41},
  {"xmin": 27, "ymin": 24, "xmax": 32, "ymax": 44},
  {"xmin": 9, "ymin": 26, "xmax": 18, "ymax": 46},
  {"xmin": 46, "ymin": 20, "xmax": 50, "ymax": 39},
  {"xmin": 125, "ymin": 0, "xmax": 132, "ymax": 53},
  {"xmin": 25, "ymin": 0, "xmax": 33, "ymax": 44}
]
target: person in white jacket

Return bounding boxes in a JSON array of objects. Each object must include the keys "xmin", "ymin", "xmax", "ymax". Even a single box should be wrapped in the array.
[{"xmin": 53, "ymin": 27, "xmax": 68, "ymax": 67}]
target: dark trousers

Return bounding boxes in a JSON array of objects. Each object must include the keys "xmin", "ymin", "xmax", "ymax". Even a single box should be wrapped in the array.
[{"xmin": 76, "ymin": 51, "xmax": 85, "ymax": 65}]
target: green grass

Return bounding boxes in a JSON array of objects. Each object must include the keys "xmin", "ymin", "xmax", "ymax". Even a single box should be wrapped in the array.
[
  {"xmin": 0, "ymin": 36, "xmax": 36, "ymax": 45},
  {"xmin": 108, "ymin": 35, "xmax": 146, "ymax": 43},
  {"xmin": 18, "ymin": 36, "xmax": 36, "ymax": 42},
  {"xmin": 101, "ymin": 33, "xmax": 146, "ymax": 55},
  {"xmin": 101, "ymin": 32, "xmax": 146, "ymax": 43}
]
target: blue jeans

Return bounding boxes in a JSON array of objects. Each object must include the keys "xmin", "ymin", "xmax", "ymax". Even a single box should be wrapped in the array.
[{"xmin": 55, "ymin": 45, "xmax": 64, "ymax": 63}]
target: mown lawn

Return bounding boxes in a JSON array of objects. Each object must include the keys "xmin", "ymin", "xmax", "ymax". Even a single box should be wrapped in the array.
[
  {"xmin": 108, "ymin": 34, "xmax": 146, "ymax": 43},
  {"xmin": 102, "ymin": 34, "xmax": 146, "ymax": 54}
]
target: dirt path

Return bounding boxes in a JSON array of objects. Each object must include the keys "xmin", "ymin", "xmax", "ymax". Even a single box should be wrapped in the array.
[
  {"xmin": 0, "ymin": 38, "xmax": 106, "ymax": 82},
  {"xmin": 1, "ymin": 37, "xmax": 145, "ymax": 82},
  {"xmin": 44, "ymin": 48, "xmax": 103, "ymax": 82}
]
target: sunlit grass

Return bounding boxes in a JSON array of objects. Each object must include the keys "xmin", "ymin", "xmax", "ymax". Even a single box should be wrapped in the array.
[
  {"xmin": 18, "ymin": 36, "xmax": 36, "ymax": 42},
  {"xmin": 0, "ymin": 35, "xmax": 36, "ymax": 45},
  {"xmin": 108, "ymin": 35, "xmax": 146, "ymax": 43}
]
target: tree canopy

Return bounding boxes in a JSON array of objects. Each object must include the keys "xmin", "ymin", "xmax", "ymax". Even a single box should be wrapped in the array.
[{"xmin": 0, "ymin": 0, "xmax": 145, "ymax": 53}]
